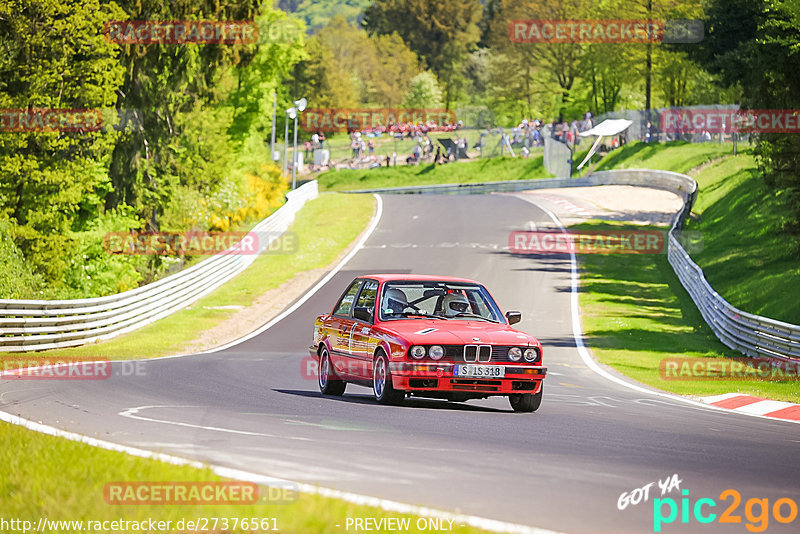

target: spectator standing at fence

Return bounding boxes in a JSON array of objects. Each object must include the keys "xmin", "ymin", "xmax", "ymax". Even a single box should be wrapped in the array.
[{"xmin": 580, "ymin": 114, "xmax": 591, "ymax": 132}]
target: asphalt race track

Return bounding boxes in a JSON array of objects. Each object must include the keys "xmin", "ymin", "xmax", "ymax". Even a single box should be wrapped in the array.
[{"xmin": 2, "ymin": 194, "xmax": 799, "ymax": 533}]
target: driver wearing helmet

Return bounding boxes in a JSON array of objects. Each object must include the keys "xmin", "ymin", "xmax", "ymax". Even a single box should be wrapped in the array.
[
  {"xmin": 384, "ymin": 287, "xmax": 409, "ymax": 315},
  {"xmin": 442, "ymin": 292, "xmax": 470, "ymax": 316}
]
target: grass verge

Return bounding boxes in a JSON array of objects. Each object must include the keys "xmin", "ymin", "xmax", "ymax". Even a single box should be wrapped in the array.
[
  {"xmin": 319, "ymin": 155, "xmax": 548, "ymax": 191},
  {"xmin": 318, "ymin": 139, "xmax": 736, "ymax": 193},
  {"xmin": 576, "ymin": 221, "xmax": 799, "ymax": 403},
  {"xmin": 575, "ymin": 141, "xmax": 799, "ymax": 402},
  {"xmin": 0, "ymin": 421, "xmax": 492, "ymax": 534},
  {"xmin": 685, "ymin": 155, "xmax": 800, "ymax": 323},
  {"xmin": 21, "ymin": 193, "xmax": 376, "ymax": 361},
  {"xmin": 593, "ymin": 140, "xmax": 736, "ymax": 174}
]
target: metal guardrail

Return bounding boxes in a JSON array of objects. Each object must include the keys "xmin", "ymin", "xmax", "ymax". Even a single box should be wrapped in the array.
[
  {"xmin": 0, "ymin": 181, "xmax": 319, "ymax": 352},
  {"xmin": 342, "ymin": 171, "xmax": 696, "ymax": 197},
  {"xmin": 348, "ymin": 170, "xmax": 800, "ymax": 362}
]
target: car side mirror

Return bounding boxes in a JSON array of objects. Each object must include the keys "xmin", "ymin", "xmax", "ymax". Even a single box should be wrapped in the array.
[
  {"xmin": 353, "ymin": 306, "xmax": 373, "ymax": 322},
  {"xmin": 506, "ymin": 311, "xmax": 522, "ymax": 325}
]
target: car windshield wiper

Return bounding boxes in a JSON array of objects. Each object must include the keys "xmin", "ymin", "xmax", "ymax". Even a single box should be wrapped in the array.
[{"xmin": 454, "ymin": 313, "xmax": 499, "ymax": 323}]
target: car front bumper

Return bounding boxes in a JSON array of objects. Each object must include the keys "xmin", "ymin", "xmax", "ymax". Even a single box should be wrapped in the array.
[{"xmin": 390, "ymin": 362, "xmax": 546, "ymax": 395}]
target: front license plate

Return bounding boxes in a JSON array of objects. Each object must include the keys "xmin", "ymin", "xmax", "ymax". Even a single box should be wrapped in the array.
[{"xmin": 454, "ymin": 365, "xmax": 505, "ymax": 378}]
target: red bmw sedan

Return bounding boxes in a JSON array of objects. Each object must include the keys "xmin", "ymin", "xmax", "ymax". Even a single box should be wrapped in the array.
[{"xmin": 310, "ymin": 274, "xmax": 546, "ymax": 412}]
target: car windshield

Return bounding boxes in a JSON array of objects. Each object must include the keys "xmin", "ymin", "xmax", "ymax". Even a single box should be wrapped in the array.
[{"xmin": 379, "ymin": 281, "xmax": 504, "ymax": 322}]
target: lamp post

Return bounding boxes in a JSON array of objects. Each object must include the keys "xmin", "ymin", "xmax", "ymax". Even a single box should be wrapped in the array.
[
  {"xmin": 283, "ymin": 107, "xmax": 295, "ymax": 177},
  {"xmin": 291, "ymin": 98, "xmax": 307, "ymax": 190},
  {"xmin": 270, "ymin": 92, "xmax": 277, "ymax": 161}
]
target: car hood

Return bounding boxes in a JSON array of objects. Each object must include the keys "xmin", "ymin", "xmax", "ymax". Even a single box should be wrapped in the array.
[{"xmin": 379, "ymin": 319, "xmax": 538, "ymax": 346}]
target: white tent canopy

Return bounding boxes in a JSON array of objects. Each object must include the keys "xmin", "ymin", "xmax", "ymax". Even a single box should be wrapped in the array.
[
  {"xmin": 578, "ymin": 119, "xmax": 633, "ymax": 137},
  {"xmin": 576, "ymin": 119, "xmax": 633, "ymax": 172}
]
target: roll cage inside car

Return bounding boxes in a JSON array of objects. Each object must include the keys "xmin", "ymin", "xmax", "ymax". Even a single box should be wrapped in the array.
[{"xmin": 378, "ymin": 280, "xmax": 505, "ymax": 322}]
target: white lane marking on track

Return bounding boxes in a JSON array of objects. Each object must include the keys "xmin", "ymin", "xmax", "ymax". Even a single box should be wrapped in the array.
[
  {"xmin": 119, "ymin": 405, "xmax": 313, "ymax": 440},
  {"xmin": 0, "ymin": 411, "xmax": 562, "ymax": 534},
  {"xmin": 510, "ymin": 194, "xmax": 800, "ymax": 425}
]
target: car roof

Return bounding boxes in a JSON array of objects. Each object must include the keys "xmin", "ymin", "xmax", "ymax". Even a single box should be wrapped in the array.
[{"xmin": 359, "ymin": 274, "xmax": 482, "ymax": 284}]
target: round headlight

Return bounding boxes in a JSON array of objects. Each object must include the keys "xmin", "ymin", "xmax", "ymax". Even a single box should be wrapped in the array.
[
  {"xmin": 524, "ymin": 347, "xmax": 539, "ymax": 362},
  {"xmin": 410, "ymin": 346, "xmax": 426, "ymax": 359},
  {"xmin": 508, "ymin": 347, "xmax": 523, "ymax": 361},
  {"xmin": 429, "ymin": 345, "xmax": 444, "ymax": 360}
]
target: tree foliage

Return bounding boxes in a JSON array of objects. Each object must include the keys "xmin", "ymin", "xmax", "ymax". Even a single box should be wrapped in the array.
[
  {"xmin": 363, "ymin": 0, "xmax": 482, "ymax": 108},
  {"xmin": 0, "ymin": 0, "xmax": 125, "ymax": 280},
  {"xmin": 696, "ymin": 0, "xmax": 800, "ymax": 240},
  {"xmin": 402, "ymin": 72, "xmax": 444, "ymax": 109},
  {"xmin": 292, "ymin": 16, "xmax": 420, "ymax": 109},
  {"xmin": 0, "ymin": 0, "xmax": 306, "ymax": 295}
]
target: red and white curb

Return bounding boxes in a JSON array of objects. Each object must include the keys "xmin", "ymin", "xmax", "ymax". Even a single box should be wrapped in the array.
[{"xmin": 700, "ymin": 393, "xmax": 800, "ymax": 422}]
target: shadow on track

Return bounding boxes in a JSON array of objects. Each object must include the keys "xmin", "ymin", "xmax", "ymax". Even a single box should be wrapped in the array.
[{"xmin": 274, "ymin": 389, "xmax": 509, "ymax": 413}]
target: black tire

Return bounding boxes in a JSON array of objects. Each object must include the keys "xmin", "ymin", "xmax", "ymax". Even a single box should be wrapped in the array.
[
  {"xmin": 373, "ymin": 350, "xmax": 405, "ymax": 405},
  {"xmin": 318, "ymin": 346, "xmax": 346, "ymax": 396},
  {"xmin": 509, "ymin": 387, "xmax": 543, "ymax": 413}
]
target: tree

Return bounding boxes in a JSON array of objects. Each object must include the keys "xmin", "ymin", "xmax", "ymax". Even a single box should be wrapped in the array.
[
  {"xmin": 623, "ymin": 0, "xmax": 704, "ymax": 119},
  {"xmin": 292, "ymin": 16, "xmax": 420, "ymax": 109},
  {"xmin": 0, "ymin": 0, "xmax": 125, "ymax": 281},
  {"xmin": 363, "ymin": 0, "xmax": 482, "ymax": 108},
  {"xmin": 655, "ymin": 51, "xmax": 700, "ymax": 107},
  {"xmin": 694, "ymin": 0, "xmax": 800, "ymax": 243},
  {"xmin": 107, "ymin": 0, "xmax": 261, "ymax": 229},
  {"xmin": 402, "ymin": 72, "xmax": 444, "ymax": 109},
  {"xmin": 581, "ymin": 43, "xmax": 640, "ymax": 114},
  {"xmin": 370, "ymin": 32, "xmax": 421, "ymax": 106},
  {"xmin": 487, "ymin": 0, "xmax": 593, "ymax": 119}
]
